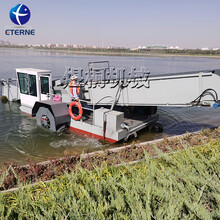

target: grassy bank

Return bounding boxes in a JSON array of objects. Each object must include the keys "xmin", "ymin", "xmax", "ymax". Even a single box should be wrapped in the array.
[
  {"xmin": 0, "ymin": 131, "xmax": 220, "ymax": 219},
  {"xmin": 1, "ymin": 128, "xmax": 220, "ymax": 191}
]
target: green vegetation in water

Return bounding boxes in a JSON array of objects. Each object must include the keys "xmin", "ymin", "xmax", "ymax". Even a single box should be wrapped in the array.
[
  {"xmin": 0, "ymin": 96, "xmax": 8, "ymax": 104},
  {"xmin": 0, "ymin": 140, "xmax": 219, "ymax": 219}
]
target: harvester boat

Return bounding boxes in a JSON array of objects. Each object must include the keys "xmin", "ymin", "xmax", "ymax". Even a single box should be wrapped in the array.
[{"xmin": 1, "ymin": 61, "xmax": 220, "ymax": 143}]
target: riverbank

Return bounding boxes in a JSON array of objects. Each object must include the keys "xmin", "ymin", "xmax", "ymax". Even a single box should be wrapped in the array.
[
  {"xmin": 1, "ymin": 127, "xmax": 220, "ymax": 191},
  {"xmin": 1, "ymin": 46, "xmax": 220, "ymax": 59},
  {"xmin": 0, "ymin": 127, "xmax": 219, "ymax": 219}
]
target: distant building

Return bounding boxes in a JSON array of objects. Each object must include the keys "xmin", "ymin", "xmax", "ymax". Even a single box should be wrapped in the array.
[
  {"xmin": 0, "ymin": 40, "xmax": 11, "ymax": 46},
  {"xmin": 47, "ymin": 44, "xmax": 56, "ymax": 48},
  {"xmin": 169, "ymin": 46, "xmax": 180, "ymax": 50},
  {"xmin": 145, "ymin": 45, "xmax": 167, "ymax": 50},
  {"xmin": 131, "ymin": 45, "xmax": 168, "ymax": 51}
]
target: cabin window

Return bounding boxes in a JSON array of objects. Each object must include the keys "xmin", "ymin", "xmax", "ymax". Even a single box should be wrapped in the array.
[
  {"xmin": 18, "ymin": 72, "xmax": 28, "ymax": 95},
  {"xmin": 18, "ymin": 73, "xmax": 37, "ymax": 97},
  {"xmin": 28, "ymin": 74, "xmax": 37, "ymax": 97},
  {"xmin": 40, "ymin": 77, "xmax": 49, "ymax": 94}
]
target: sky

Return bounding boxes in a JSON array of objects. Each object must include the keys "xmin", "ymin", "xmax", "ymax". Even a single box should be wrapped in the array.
[{"xmin": 0, "ymin": 0, "xmax": 220, "ymax": 49}]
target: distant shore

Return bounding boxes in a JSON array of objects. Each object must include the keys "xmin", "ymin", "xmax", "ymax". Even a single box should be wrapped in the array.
[{"xmin": 1, "ymin": 46, "xmax": 220, "ymax": 59}]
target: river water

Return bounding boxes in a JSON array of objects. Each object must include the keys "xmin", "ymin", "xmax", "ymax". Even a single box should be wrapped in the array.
[{"xmin": 1, "ymin": 48, "xmax": 220, "ymax": 165}]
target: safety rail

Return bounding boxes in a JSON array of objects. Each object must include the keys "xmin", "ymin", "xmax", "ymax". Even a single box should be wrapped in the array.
[{"xmin": 46, "ymin": 90, "xmax": 119, "ymax": 126}]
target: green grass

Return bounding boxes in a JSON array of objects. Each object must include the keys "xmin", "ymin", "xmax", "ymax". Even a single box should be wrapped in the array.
[{"xmin": 0, "ymin": 142, "xmax": 220, "ymax": 219}]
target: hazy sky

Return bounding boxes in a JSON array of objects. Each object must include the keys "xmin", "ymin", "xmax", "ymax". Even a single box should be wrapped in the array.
[{"xmin": 1, "ymin": 0, "xmax": 220, "ymax": 49}]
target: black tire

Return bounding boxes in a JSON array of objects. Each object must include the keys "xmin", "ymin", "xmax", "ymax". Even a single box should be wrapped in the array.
[
  {"xmin": 36, "ymin": 107, "xmax": 56, "ymax": 131},
  {"xmin": 149, "ymin": 122, "xmax": 163, "ymax": 133}
]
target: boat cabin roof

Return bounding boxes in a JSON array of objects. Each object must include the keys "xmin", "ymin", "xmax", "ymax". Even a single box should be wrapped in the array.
[{"xmin": 16, "ymin": 68, "xmax": 51, "ymax": 74}]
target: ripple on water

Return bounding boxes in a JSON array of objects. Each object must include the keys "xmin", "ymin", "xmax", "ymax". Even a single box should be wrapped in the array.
[
  {"xmin": 6, "ymin": 120, "xmax": 102, "ymax": 161},
  {"xmin": 13, "ymin": 146, "xmax": 26, "ymax": 155},
  {"xmin": 50, "ymin": 136, "xmax": 101, "ymax": 149}
]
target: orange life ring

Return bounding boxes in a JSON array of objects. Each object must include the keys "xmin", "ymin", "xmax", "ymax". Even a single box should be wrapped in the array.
[{"xmin": 69, "ymin": 101, "xmax": 83, "ymax": 121}]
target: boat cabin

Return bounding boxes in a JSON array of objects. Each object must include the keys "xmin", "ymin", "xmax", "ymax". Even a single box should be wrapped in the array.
[{"xmin": 16, "ymin": 68, "xmax": 52, "ymax": 114}]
